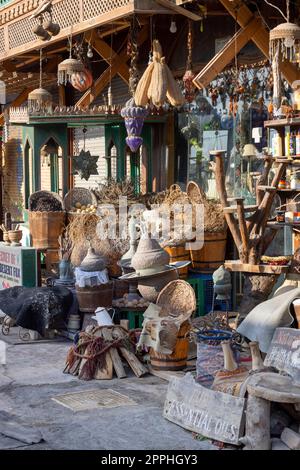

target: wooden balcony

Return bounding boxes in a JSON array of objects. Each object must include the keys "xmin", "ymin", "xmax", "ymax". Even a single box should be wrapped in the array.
[{"xmin": 0, "ymin": 0, "xmax": 200, "ymax": 62}]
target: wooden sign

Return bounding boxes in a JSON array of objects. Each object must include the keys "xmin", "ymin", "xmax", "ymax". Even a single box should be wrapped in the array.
[
  {"xmin": 0, "ymin": 244, "xmax": 37, "ymax": 289},
  {"xmin": 163, "ymin": 374, "xmax": 245, "ymax": 445},
  {"xmin": 264, "ymin": 328, "xmax": 300, "ymax": 384}
]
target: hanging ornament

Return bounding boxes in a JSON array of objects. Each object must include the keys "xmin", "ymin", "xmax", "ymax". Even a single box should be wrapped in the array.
[
  {"xmin": 58, "ymin": 36, "xmax": 85, "ymax": 85},
  {"xmin": 87, "ymin": 44, "xmax": 93, "ymax": 59},
  {"xmin": 121, "ymin": 98, "xmax": 148, "ymax": 153},
  {"xmin": 28, "ymin": 49, "xmax": 52, "ymax": 113},
  {"xmin": 70, "ymin": 68, "xmax": 93, "ymax": 92},
  {"xmin": 128, "ymin": 16, "xmax": 139, "ymax": 96},
  {"xmin": 183, "ymin": 21, "xmax": 196, "ymax": 103},
  {"xmin": 170, "ymin": 18, "xmax": 177, "ymax": 34},
  {"xmin": 71, "ymin": 128, "xmax": 99, "ymax": 180}
]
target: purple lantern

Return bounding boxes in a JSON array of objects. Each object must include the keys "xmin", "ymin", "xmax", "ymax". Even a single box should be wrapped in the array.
[{"xmin": 121, "ymin": 98, "xmax": 148, "ymax": 152}]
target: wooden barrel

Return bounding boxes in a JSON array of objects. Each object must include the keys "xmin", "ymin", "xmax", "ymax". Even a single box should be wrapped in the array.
[
  {"xmin": 150, "ymin": 321, "xmax": 191, "ymax": 371},
  {"xmin": 164, "ymin": 246, "xmax": 190, "ymax": 279},
  {"xmin": 29, "ymin": 211, "xmax": 65, "ymax": 250},
  {"xmin": 189, "ymin": 231, "xmax": 227, "ymax": 273},
  {"xmin": 75, "ymin": 282, "xmax": 114, "ymax": 312}
]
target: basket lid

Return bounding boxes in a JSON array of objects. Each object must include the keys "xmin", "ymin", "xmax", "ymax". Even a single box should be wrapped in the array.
[{"xmin": 156, "ymin": 279, "xmax": 196, "ymax": 322}]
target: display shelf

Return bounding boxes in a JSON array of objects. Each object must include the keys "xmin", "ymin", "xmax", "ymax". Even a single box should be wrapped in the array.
[
  {"xmin": 267, "ymin": 222, "xmax": 300, "ymax": 229},
  {"xmin": 265, "ymin": 117, "xmax": 300, "ymax": 128},
  {"xmin": 225, "ymin": 260, "xmax": 289, "ymax": 274}
]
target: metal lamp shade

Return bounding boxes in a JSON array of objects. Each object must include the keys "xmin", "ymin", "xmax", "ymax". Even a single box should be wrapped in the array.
[
  {"xmin": 270, "ymin": 22, "xmax": 300, "ymax": 64},
  {"xmin": 28, "ymin": 87, "xmax": 52, "ymax": 112},
  {"xmin": 57, "ymin": 58, "xmax": 85, "ymax": 85}
]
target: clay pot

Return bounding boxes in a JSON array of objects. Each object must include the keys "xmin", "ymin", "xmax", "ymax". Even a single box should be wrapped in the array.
[
  {"xmin": 3, "ymin": 232, "xmax": 10, "ymax": 245},
  {"xmin": 132, "ymin": 238, "xmax": 170, "ymax": 274},
  {"xmin": 79, "ymin": 247, "xmax": 106, "ymax": 272},
  {"xmin": 138, "ymin": 269, "xmax": 179, "ymax": 303},
  {"xmin": 8, "ymin": 230, "xmax": 22, "ymax": 246}
]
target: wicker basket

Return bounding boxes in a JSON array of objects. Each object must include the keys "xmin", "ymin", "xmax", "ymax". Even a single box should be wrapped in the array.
[
  {"xmin": 64, "ymin": 188, "xmax": 97, "ymax": 212},
  {"xmin": 186, "ymin": 180, "xmax": 206, "ymax": 204},
  {"xmin": 156, "ymin": 279, "xmax": 196, "ymax": 323},
  {"xmin": 29, "ymin": 191, "xmax": 64, "ymax": 212}
]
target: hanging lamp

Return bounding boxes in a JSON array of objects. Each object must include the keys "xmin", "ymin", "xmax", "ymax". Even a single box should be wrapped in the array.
[
  {"xmin": 58, "ymin": 36, "xmax": 85, "ymax": 85},
  {"xmin": 28, "ymin": 49, "xmax": 52, "ymax": 113},
  {"xmin": 269, "ymin": 0, "xmax": 300, "ymax": 66}
]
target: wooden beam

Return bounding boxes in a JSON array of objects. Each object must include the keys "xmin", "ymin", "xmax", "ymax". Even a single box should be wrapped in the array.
[
  {"xmin": 219, "ymin": 0, "xmax": 300, "ymax": 86},
  {"xmin": 194, "ymin": 16, "xmax": 262, "ymax": 89},
  {"xmin": 85, "ymin": 31, "xmax": 129, "ymax": 83},
  {"xmin": 155, "ymin": 0, "xmax": 202, "ymax": 21},
  {"xmin": 77, "ymin": 26, "xmax": 148, "ymax": 108}
]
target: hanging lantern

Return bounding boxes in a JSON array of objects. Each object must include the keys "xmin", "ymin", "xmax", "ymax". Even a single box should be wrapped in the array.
[
  {"xmin": 28, "ymin": 49, "xmax": 52, "ymax": 113},
  {"xmin": 270, "ymin": 22, "xmax": 300, "ymax": 66},
  {"xmin": 58, "ymin": 58, "xmax": 85, "ymax": 85},
  {"xmin": 28, "ymin": 87, "xmax": 52, "ymax": 113},
  {"xmin": 121, "ymin": 98, "xmax": 148, "ymax": 153},
  {"xmin": 70, "ymin": 68, "xmax": 93, "ymax": 92}
]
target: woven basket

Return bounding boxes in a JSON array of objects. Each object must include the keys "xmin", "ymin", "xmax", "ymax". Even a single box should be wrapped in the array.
[
  {"xmin": 29, "ymin": 191, "xmax": 64, "ymax": 212},
  {"xmin": 156, "ymin": 279, "xmax": 196, "ymax": 323},
  {"xmin": 64, "ymin": 188, "xmax": 97, "ymax": 212},
  {"xmin": 186, "ymin": 180, "xmax": 206, "ymax": 204}
]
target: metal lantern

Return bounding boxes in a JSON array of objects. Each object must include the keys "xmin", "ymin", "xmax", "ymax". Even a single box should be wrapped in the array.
[
  {"xmin": 28, "ymin": 87, "xmax": 52, "ymax": 113},
  {"xmin": 270, "ymin": 22, "xmax": 300, "ymax": 66},
  {"xmin": 28, "ymin": 49, "xmax": 52, "ymax": 113},
  {"xmin": 121, "ymin": 98, "xmax": 148, "ymax": 153},
  {"xmin": 57, "ymin": 58, "xmax": 85, "ymax": 85}
]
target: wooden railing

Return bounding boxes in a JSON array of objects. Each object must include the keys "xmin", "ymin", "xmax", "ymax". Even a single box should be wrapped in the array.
[{"xmin": 0, "ymin": 0, "xmax": 134, "ymax": 60}]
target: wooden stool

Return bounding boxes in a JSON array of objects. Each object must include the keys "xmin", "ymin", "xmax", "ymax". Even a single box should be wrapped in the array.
[{"xmin": 241, "ymin": 372, "xmax": 300, "ymax": 450}]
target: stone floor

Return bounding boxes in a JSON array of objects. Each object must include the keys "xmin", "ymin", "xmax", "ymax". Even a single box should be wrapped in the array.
[{"xmin": 0, "ymin": 328, "xmax": 214, "ymax": 451}]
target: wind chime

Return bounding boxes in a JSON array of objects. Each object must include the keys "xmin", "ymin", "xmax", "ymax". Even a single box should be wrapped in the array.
[
  {"xmin": 28, "ymin": 49, "xmax": 52, "ymax": 113},
  {"xmin": 121, "ymin": 17, "xmax": 148, "ymax": 153},
  {"xmin": 183, "ymin": 20, "xmax": 197, "ymax": 104},
  {"xmin": 269, "ymin": 0, "xmax": 300, "ymax": 108}
]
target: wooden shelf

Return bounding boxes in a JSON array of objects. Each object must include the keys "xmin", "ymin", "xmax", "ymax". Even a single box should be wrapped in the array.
[
  {"xmin": 223, "ymin": 204, "xmax": 258, "ymax": 214},
  {"xmin": 265, "ymin": 117, "xmax": 300, "ymax": 128},
  {"xmin": 225, "ymin": 260, "xmax": 289, "ymax": 274},
  {"xmin": 267, "ymin": 222, "xmax": 300, "ymax": 229}
]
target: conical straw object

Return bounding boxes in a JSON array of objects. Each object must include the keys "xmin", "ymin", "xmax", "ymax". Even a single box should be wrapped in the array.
[
  {"xmin": 249, "ymin": 341, "xmax": 264, "ymax": 371},
  {"xmin": 221, "ymin": 340, "xmax": 238, "ymax": 372}
]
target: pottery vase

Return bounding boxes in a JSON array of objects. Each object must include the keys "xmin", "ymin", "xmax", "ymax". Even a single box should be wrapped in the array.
[{"xmin": 8, "ymin": 230, "xmax": 22, "ymax": 246}]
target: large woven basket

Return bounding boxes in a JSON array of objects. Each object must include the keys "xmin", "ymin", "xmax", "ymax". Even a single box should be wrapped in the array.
[
  {"xmin": 64, "ymin": 188, "xmax": 97, "ymax": 212},
  {"xmin": 29, "ymin": 190, "xmax": 64, "ymax": 212},
  {"xmin": 156, "ymin": 279, "xmax": 196, "ymax": 323}
]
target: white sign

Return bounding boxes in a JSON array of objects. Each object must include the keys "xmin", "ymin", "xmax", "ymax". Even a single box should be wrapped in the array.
[{"xmin": 164, "ymin": 374, "xmax": 245, "ymax": 445}]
